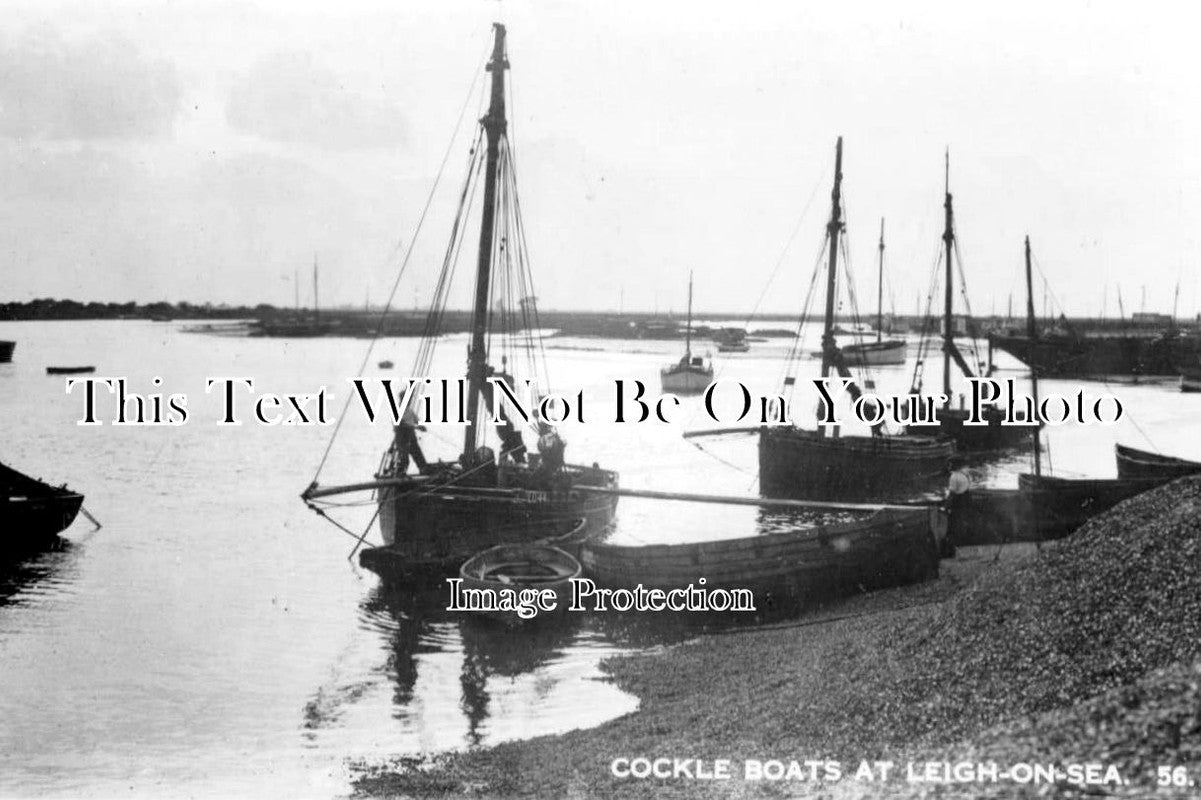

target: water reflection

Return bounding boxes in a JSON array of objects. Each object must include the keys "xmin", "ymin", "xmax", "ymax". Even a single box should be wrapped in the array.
[{"xmin": 0, "ymin": 539, "xmax": 77, "ymax": 608}]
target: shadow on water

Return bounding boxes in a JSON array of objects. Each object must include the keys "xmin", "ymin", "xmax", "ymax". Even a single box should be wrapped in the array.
[{"xmin": 0, "ymin": 538, "xmax": 76, "ymax": 607}]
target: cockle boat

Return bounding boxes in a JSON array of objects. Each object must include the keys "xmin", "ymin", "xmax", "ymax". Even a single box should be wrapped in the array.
[
  {"xmin": 945, "ymin": 239, "xmax": 1174, "ymax": 545},
  {"xmin": 0, "ymin": 340, "xmax": 14, "ymax": 363},
  {"xmin": 903, "ymin": 155, "xmax": 1032, "ymax": 452},
  {"xmin": 302, "ymin": 24, "xmax": 618, "ymax": 579},
  {"xmin": 46, "ymin": 366, "xmax": 95, "ymax": 375},
  {"xmin": 660, "ymin": 272, "xmax": 713, "ymax": 394},
  {"xmin": 580, "ymin": 504, "xmax": 944, "ymax": 598},
  {"xmin": 1114, "ymin": 444, "xmax": 1201, "ymax": 480},
  {"xmin": 758, "ymin": 138, "xmax": 954, "ymax": 501},
  {"xmin": 1, "ymin": 461, "xmax": 84, "ymax": 556}
]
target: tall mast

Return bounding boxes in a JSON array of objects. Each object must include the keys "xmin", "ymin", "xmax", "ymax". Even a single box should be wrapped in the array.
[
  {"xmin": 877, "ymin": 217, "xmax": 885, "ymax": 343},
  {"xmin": 819, "ymin": 137, "xmax": 844, "ymax": 389},
  {"xmin": 942, "ymin": 149, "xmax": 954, "ymax": 400},
  {"xmin": 1024, "ymin": 235, "xmax": 1041, "ymax": 478},
  {"xmin": 313, "ymin": 253, "xmax": 319, "ymax": 323},
  {"xmin": 463, "ymin": 23, "xmax": 509, "ymax": 461},
  {"xmin": 685, "ymin": 271, "xmax": 694, "ymax": 358}
]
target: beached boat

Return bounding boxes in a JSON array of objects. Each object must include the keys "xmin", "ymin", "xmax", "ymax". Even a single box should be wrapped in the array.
[
  {"xmin": 902, "ymin": 156, "xmax": 1032, "ymax": 452},
  {"xmin": 458, "ymin": 543, "xmax": 582, "ymax": 620},
  {"xmin": 660, "ymin": 272, "xmax": 713, "ymax": 394},
  {"xmin": 758, "ymin": 138, "xmax": 954, "ymax": 502},
  {"xmin": 580, "ymin": 505, "xmax": 944, "ymax": 597},
  {"xmin": 303, "ymin": 24, "xmax": 618, "ymax": 580},
  {"xmin": 1, "ymin": 461, "xmax": 84, "ymax": 555},
  {"xmin": 1114, "ymin": 444, "xmax": 1201, "ymax": 480},
  {"xmin": 46, "ymin": 366, "xmax": 95, "ymax": 375},
  {"xmin": 945, "ymin": 239, "xmax": 1171, "ymax": 545},
  {"xmin": 715, "ymin": 328, "xmax": 750, "ymax": 353},
  {"xmin": 0, "ymin": 340, "xmax": 14, "ymax": 363}
]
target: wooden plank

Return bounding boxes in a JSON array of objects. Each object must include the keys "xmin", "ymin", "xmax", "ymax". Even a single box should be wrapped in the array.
[{"xmin": 575, "ymin": 485, "xmax": 918, "ymax": 513}]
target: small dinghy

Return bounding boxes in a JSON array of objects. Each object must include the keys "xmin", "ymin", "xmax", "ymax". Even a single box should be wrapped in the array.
[
  {"xmin": 1, "ymin": 461, "xmax": 85, "ymax": 556},
  {"xmin": 458, "ymin": 543, "xmax": 582, "ymax": 621},
  {"xmin": 46, "ymin": 366, "xmax": 95, "ymax": 375},
  {"xmin": 378, "ymin": 360, "xmax": 394, "ymax": 369}
]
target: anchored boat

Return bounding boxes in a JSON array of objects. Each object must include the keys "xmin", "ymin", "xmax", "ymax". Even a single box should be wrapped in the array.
[
  {"xmin": 758, "ymin": 138, "xmax": 954, "ymax": 502},
  {"xmin": 1114, "ymin": 444, "xmax": 1201, "ymax": 480},
  {"xmin": 841, "ymin": 219, "xmax": 906, "ymax": 367},
  {"xmin": 303, "ymin": 24, "xmax": 618, "ymax": 580},
  {"xmin": 660, "ymin": 272, "xmax": 713, "ymax": 394},
  {"xmin": 903, "ymin": 154, "xmax": 1033, "ymax": 452}
]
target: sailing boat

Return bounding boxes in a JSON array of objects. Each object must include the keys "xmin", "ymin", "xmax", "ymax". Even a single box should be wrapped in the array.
[
  {"xmin": 840, "ymin": 219, "xmax": 906, "ymax": 366},
  {"xmin": 946, "ymin": 238, "xmax": 1168, "ymax": 544},
  {"xmin": 903, "ymin": 155, "xmax": 1031, "ymax": 451},
  {"xmin": 660, "ymin": 272, "xmax": 713, "ymax": 394},
  {"xmin": 256, "ymin": 254, "xmax": 337, "ymax": 337},
  {"xmin": 302, "ymin": 24, "xmax": 618, "ymax": 579},
  {"xmin": 758, "ymin": 138, "xmax": 954, "ymax": 502}
]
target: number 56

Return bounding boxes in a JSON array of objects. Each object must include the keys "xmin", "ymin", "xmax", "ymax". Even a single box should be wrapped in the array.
[{"xmin": 1157, "ymin": 766, "xmax": 1190, "ymax": 787}]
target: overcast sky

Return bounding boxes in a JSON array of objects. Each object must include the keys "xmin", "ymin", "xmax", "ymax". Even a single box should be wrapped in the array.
[{"xmin": 1, "ymin": 0, "xmax": 1199, "ymax": 317}]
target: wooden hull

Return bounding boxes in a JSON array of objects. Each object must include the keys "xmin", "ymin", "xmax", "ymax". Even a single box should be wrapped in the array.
[
  {"xmin": 758, "ymin": 427, "xmax": 954, "ymax": 501},
  {"xmin": 1114, "ymin": 444, "xmax": 1201, "ymax": 480},
  {"xmin": 1, "ymin": 462, "xmax": 84, "ymax": 555},
  {"xmin": 905, "ymin": 406, "xmax": 1035, "ymax": 452},
  {"xmin": 946, "ymin": 473, "xmax": 1170, "ymax": 545},
  {"xmin": 365, "ymin": 464, "xmax": 618, "ymax": 582},
  {"xmin": 989, "ymin": 332, "xmax": 1199, "ymax": 378},
  {"xmin": 840, "ymin": 338, "xmax": 907, "ymax": 365},
  {"xmin": 580, "ymin": 506, "xmax": 945, "ymax": 599},
  {"xmin": 660, "ymin": 365, "xmax": 713, "ymax": 394},
  {"xmin": 459, "ymin": 544, "xmax": 582, "ymax": 622},
  {"xmin": 0, "ymin": 340, "xmax": 14, "ymax": 363}
]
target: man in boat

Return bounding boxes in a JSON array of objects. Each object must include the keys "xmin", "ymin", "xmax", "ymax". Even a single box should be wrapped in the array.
[
  {"xmin": 532, "ymin": 422, "xmax": 567, "ymax": 488},
  {"xmin": 388, "ymin": 405, "xmax": 428, "ymax": 476}
]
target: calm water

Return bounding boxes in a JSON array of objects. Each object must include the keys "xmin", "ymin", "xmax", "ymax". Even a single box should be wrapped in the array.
[{"xmin": 0, "ymin": 320, "xmax": 1196, "ymax": 798}]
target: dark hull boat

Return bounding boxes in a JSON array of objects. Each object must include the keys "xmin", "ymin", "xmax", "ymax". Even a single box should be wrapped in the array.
[
  {"xmin": 303, "ymin": 24, "xmax": 619, "ymax": 583},
  {"xmin": 1182, "ymin": 365, "xmax": 1201, "ymax": 393},
  {"xmin": 759, "ymin": 427, "xmax": 951, "ymax": 501},
  {"xmin": 988, "ymin": 331, "xmax": 1197, "ymax": 380},
  {"xmin": 581, "ymin": 505, "xmax": 945, "ymax": 598},
  {"xmin": 906, "ymin": 406, "xmax": 1036, "ymax": 453},
  {"xmin": 46, "ymin": 366, "xmax": 95, "ymax": 375},
  {"xmin": 947, "ymin": 473, "xmax": 1169, "ymax": 546},
  {"xmin": 1, "ymin": 462, "xmax": 84, "ymax": 555},
  {"xmin": 840, "ymin": 338, "xmax": 906, "ymax": 365},
  {"xmin": 758, "ymin": 139, "xmax": 953, "ymax": 503},
  {"xmin": 0, "ymin": 340, "xmax": 14, "ymax": 363},
  {"xmin": 1114, "ymin": 444, "xmax": 1201, "ymax": 480}
]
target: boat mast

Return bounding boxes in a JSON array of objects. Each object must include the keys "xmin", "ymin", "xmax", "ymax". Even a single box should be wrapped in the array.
[
  {"xmin": 685, "ymin": 271, "xmax": 694, "ymax": 358},
  {"xmin": 820, "ymin": 138, "xmax": 844, "ymax": 387},
  {"xmin": 877, "ymin": 217, "xmax": 885, "ymax": 343},
  {"xmin": 313, "ymin": 253, "xmax": 320, "ymax": 324},
  {"xmin": 942, "ymin": 150, "xmax": 954, "ymax": 400},
  {"xmin": 1024, "ymin": 235, "xmax": 1041, "ymax": 478},
  {"xmin": 463, "ymin": 23, "xmax": 509, "ymax": 462}
]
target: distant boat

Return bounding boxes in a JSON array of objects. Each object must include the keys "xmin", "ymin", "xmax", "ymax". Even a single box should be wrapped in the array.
[
  {"xmin": 581, "ymin": 505, "xmax": 944, "ymax": 597},
  {"xmin": 843, "ymin": 219, "xmax": 906, "ymax": 366},
  {"xmin": 715, "ymin": 327, "xmax": 750, "ymax": 353},
  {"xmin": 378, "ymin": 360, "xmax": 394, "ymax": 369},
  {"xmin": 46, "ymin": 366, "xmax": 95, "ymax": 375},
  {"xmin": 459, "ymin": 543, "xmax": 581, "ymax": 621},
  {"xmin": 1182, "ymin": 364, "xmax": 1201, "ymax": 393},
  {"xmin": 660, "ymin": 271, "xmax": 713, "ymax": 394},
  {"xmin": 1114, "ymin": 444, "xmax": 1201, "ymax": 480},
  {"xmin": 0, "ymin": 340, "xmax": 14, "ymax": 363},
  {"xmin": 1, "ymin": 461, "xmax": 84, "ymax": 555},
  {"xmin": 255, "ymin": 254, "xmax": 338, "ymax": 337}
]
